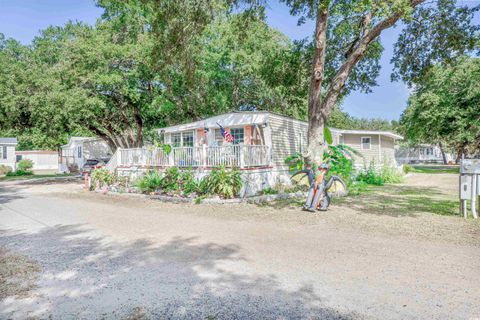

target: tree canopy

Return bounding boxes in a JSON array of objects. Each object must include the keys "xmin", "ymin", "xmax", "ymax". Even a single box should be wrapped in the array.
[{"xmin": 400, "ymin": 57, "xmax": 480, "ymax": 158}]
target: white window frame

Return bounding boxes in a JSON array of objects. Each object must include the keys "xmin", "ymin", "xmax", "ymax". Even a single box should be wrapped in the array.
[
  {"xmin": 172, "ymin": 130, "xmax": 195, "ymax": 147},
  {"xmin": 361, "ymin": 136, "xmax": 371, "ymax": 150}
]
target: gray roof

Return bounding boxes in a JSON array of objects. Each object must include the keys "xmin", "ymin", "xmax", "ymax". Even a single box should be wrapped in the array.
[{"xmin": 0, "ymin": 137, "xmax": 18, "ymax": 144}]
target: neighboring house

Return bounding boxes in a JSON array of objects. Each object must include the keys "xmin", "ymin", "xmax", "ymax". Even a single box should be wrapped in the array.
[
  {"xmin": 0, "ymin": 137, "xmax": 18, "ymax": 171},
  {"xmin": 395, "ymin": 144, "xmax": 455, "ymax": 164},
  {"xmin": 332, "ymin": 129, "xmax": 403, "ymax": 168},
  {"xmin": 60, "ymin": 137, "xmax": 112, "ymax": 172},
  {"xmin": 16, "ymin": 150, "xmax": 59, "ymax": 174},
  {"xmin": 106, "ymin": 111, "xmax": 403, "ymax": 194}
]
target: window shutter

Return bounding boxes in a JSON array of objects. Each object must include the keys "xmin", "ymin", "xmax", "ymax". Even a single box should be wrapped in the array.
[{"xmin": 3, "ymin": 146, "xmax": 7, "ymax": 159}]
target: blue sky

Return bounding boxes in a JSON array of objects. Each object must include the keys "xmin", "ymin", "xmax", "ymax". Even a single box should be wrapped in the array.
[{"xmin": 0, "ymin": 0, "xmax": 478, "ymax": 121}]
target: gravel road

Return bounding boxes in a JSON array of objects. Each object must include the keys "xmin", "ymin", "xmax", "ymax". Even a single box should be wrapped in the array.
[{"xmin": 0, "ymin": 175, "xmax": 479, "ymax": 319}]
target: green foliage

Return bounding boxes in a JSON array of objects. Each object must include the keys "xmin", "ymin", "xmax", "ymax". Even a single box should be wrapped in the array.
[
  {"xmin": 136, "ymin": 170, "xmax": 163, "ymax": 194},
  {"xmin": 0, "ymin": 165, "xmax": 12, "ymax": 175},
  {"xmin": 356, "ymin": 161, "xmax": 385, "ymax": 186},
  {"xmin": 179, "ymin": 168, "xmax": 198, "ymax": 196},
  {"xmin": 324, "ymin": 145, "xmax": 357, "ymax": 182},
  {"xmin": 324, "ymin": 127, "xmax": 333, "ymax": 145},
  {"xmin": 284, "ymin": 152, "xmax": 304, "ymax": 173},
  {"xmin": 400, "ymin": 57, "xmax": 480, "ymax": 156},
  {"xmin": 91, "ymin": 168, "xmax": 115, "ymax": 189},
  {"xmin": 6, "ymin": 169, "xmax": 33, "ymax": 177},
  {"xmin": 380, "ymin": 162, "xmax": 404, "ymax": 184},
  {"xmin": 403, "ymin": 164, "xmax": 414, "ymax": 174},
  {"xmin": 161, "ymin": 144, "xmax": 172, "ymax": 155},
  {"xmin": 160, "ymin": 167, "xmax": 180, "ymax": 193},
  {"xmin": 17, "ymin": 159, "xmax": 33, "ymax": 171},
  {"xmin": 199, "ymin": 166, "xmax": 242, "ymax": 199}
]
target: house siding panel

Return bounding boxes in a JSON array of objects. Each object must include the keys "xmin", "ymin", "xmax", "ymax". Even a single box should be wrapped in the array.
[
  {"xmin": 342, "ymin": 133, "xmax": 381, "ymax": 166},
  {"xmin": 268, "ymin": 114, "xmax": 308, "ymax": 168},
  {"xmin": 0, "ymin": 145, "xmax": 17, "ymax": 170}
]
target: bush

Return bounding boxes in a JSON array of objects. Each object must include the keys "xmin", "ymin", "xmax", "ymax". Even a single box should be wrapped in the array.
[
  {"xmin": 91, "ymin": 168, "xmax": 115, "ymax": 189},
  {"xmin": 17, "ymin": 159, "xmax": 33, "ymax": 171},
  {"xmin": 179, "ymin": 168, "xmax": 198, "ymax": 196},
  {"xmin": 0, "ymin": 165, "xmax": 12, "ymax": 175},
  {"xmin": 160, "ymin": 167, "xmax": 180, "ymax": 193},
  {"xmin": 136, "ymin": 170, "xmax": 163, "ymax": 194},
  {"xmin": 381, "ymin": 161, "xmax": 404, "ymax": 183},
  {"xmin": 356, "ymin": 161, "xmax": 384, "ymax": 186},
  {"xmin": 199, "ymin": 166, "xmax": 242, "ymax": 199},
  {"xmin": 403, "ymin": 164, "xmax": 414, "ymax": 174},
  {"xmin": 7, "ymin": 169, "xmax": 33, "ymax": 176}
]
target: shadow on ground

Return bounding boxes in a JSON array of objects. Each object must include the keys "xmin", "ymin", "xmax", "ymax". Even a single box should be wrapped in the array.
[{"xmin": 0, "ymin": 225, "xmax": 359, "ymax": 319}]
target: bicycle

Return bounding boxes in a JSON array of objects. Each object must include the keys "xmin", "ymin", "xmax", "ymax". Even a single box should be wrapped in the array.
[{"xmin": 291, "ymin": 163, "xmax": 346, "ymax": 212}]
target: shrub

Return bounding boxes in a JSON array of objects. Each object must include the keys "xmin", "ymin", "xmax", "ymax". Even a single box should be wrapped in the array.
[
  {"xmin": 381, "ymin": 161, "xmax": 404, "ymax": 183},
  {"xmin": 0, "ymin": 165, "xmax": 12, "ymax": 175},
  {"xmin": 160, "ymin": 167, "xmax": 180, "ymax": 193},
  {"xmin": 91, "ymin": 168, "xmax": 115, "ymax": 189},
  {"xmin": 179, "ymin": 168, "xmax": 198, "ymax": 196},
  {"xmin": 6, "ymin": 169, "xmax": 33, "ymax": 176},
  {"xmin": 200, "ymin": 166, "xmax": 242, "ymax": 199},
  {"xmin": 403, "ymin": 164, "xmax": 414, "ymax": 174},
  {"xmin": 17, "ymin": 159, "xmax": 33, "ymax": 171},
  {"xmin": 356, "ymin": 161, "xmax": 384, "ymax": 186},
  {"xmin": 136, "ymin": 170, "xmax": 163, "ymax": 193}
]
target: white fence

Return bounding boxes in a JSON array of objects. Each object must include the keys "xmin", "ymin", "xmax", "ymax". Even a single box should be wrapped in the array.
[{"xmin": 106, "ymin": 145, "xmax": 271, "ymax": 171}]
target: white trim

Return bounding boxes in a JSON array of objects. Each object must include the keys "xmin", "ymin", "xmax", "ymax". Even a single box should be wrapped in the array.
[
  {"xmin": 361, "ymin": 136, "xmax": 372, "ymax": 150},
  {"xmin": 378, "ymin": 134, "xmax": 382, "ymax": 162},
  {"xmin": 332, "ymin": 128, "xmax": 403, "ymax": 140}
]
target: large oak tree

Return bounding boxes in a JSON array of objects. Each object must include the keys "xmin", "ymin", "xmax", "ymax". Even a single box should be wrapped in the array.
[{"xmin": 281, "ymin": 0, "xmax": 479, "ymax": 165}]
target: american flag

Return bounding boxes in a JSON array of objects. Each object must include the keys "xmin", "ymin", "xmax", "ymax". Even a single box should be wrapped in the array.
[{"xmin": 217, "ymin": 123, "xmax": 234, "ymax": 143}]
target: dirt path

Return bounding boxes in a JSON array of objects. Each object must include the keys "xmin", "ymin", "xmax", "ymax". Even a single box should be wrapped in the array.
[{"xmin": 0, "ymin": 174, "xmax": 479, "ymax": 319}]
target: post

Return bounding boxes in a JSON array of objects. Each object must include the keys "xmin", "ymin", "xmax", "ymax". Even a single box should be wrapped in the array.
[
  {"xmin": 472, "ymin": 174, "xmax": 478, "ymax": 219},
  {"xmin": 84, "ymin": 172, "xmax": 90, "ymax": 192},
  {"xmin": 239, "ymin": 145, "xmax": 245, "ymax": 168}
]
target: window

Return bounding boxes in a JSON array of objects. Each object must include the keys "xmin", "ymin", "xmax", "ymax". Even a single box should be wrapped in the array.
[
  {"xmin": 77, "ymin": 146, "xmax": 82, "ymax": 158},
  {"xmin": 16, "ymin": 155, "xmax": 22, "ymax": 162},
  {"xmin": 0, "ymin": 146, "xmax": 4, "ymax": 159},
  {"xmin": 172, "ymin": 133, "xmax": 182, "ymax": 147},
  {"xmin": 182, "ymin": 131, "xmax": 194, "ymax": 147},
  {"xmin": 230, "ymin": 128, "xmax": 244, "ymax": 145},
  {"xmin": 172, "ymin": 131, "xmax": 194, "ymax": 147},
  {"xmin": 426, "ymin": 148, "xmax": 433, "ymax": 156},
  {"xmin": 361, "ymin": 137, "xmax": 371, "ymax": 150}
]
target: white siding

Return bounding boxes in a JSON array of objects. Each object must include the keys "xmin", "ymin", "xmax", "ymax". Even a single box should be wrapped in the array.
[
  {"xmin": 268, "ymin": 114, "xmax": 308, "ymax": 168},
  {"xmin": 0, "ymin": 145, "xmax": 17, "ymax": 170}
]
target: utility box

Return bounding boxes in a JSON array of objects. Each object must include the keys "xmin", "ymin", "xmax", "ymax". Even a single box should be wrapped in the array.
[
  {"xmin": 460, "ymin": 159, "xmax": 480, "ymax": 174},
  {"xmin": 460, "ymin": 175, "xmax": 472, "ymax": 200}
]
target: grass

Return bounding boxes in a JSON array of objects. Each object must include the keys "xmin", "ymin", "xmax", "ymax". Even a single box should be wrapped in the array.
[
  {"xmin": 0, "ymin": 173, "xmax": 75, "ymax": 181},
  {"xmin": 410, "ymin": 165, "xmax": 459, "ymax": 174},
  {"xmin": 0, "ymin": 248, "xmax": 41, "ymax": 299},
  {"xmin": 332, "ymin": 184, "xmax": 459, "ymax": 217}
]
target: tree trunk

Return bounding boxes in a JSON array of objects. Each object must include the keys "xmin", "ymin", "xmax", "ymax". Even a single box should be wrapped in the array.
[
  {"xmin": 306, "ymin": 8, "xmax": 328, "ymax": 167},
  {"xmin": 438, "ymin": 142, "xmax": 447, "ymax": 165}
]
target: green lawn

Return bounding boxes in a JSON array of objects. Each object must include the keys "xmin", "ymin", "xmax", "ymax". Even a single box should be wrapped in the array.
[
  {"xmin": 409, "ymin": 165, "xmax": 459, "ymax": 174},
  {"xmin": 0, "ymin": 173, "xmax": 76, "ymax": 181}
]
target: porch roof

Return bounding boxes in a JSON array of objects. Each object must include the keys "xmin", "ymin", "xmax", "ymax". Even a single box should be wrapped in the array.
[
  {"xmin": 157, "ymin": 112, "xmax": 270, "ymax": 134},
  {"xmin": 0, "ymin": 137, "xmax": 18, "ymax": 145}
]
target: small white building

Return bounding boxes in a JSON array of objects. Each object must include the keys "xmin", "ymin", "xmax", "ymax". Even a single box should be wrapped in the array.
[
  {"xmin": 0, "ymin": 137, "xmax": 18, "ymax": 171},
  {"xmin": 60, "ymin": 137, "xmax": 112, "ymax": 172},
  {"xmin": 395, "ymin": 144, "xmax": 455, "ymax": 164},
  {"xmin": 15, "ymin": 150, "xmax": 59, "ymax": 174}
]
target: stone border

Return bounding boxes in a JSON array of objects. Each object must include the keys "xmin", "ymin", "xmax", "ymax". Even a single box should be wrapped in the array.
[{"xmin": 96, "ymin": 189, "xmax": 307, "ymax": 205}]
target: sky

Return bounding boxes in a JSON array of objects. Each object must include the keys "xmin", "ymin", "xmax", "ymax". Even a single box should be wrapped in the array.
[{"xmin": 0, "ymin": 0, "xmax": 478, "ymax": 121}]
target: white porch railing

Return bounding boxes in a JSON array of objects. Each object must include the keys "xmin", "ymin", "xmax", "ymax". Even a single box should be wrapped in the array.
[{"xmin": 105, "ymin": 145, "xmax": 271, "ymax": 171}]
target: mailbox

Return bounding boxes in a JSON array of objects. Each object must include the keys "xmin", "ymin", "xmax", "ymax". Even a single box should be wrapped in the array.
[
  {"xmin": 460, "ymin": 159, "xmax": 480, "ymax": 219},
  {"xmin": 460, "ymin": 175, "xmax": 472, "ymax": 200}
]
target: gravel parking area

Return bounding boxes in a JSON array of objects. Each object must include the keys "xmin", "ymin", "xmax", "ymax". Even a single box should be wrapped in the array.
[{"xmin": 0, "ymin": 174, "xmax": 479, "ymax": 319}]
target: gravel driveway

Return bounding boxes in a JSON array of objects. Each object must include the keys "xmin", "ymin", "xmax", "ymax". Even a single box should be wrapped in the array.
[{"xmin": 0, "ymin": 175, "xmax": 479, "ymax": 319}]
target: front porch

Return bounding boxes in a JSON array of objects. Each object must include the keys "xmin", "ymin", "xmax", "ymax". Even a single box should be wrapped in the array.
[{"xmin": 106, "ymin": 145, "xmax": 271, "ymax": 171}]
